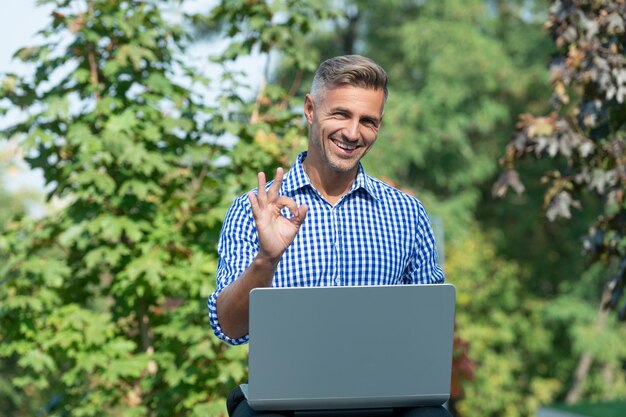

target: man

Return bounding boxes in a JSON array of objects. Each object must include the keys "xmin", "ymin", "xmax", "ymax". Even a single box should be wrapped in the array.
[{"xmin": 209, "ymin": 55, "xmax": 450, "ymax": 417}]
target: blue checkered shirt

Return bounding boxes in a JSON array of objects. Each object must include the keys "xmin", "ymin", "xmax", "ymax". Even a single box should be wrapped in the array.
[{"xmin": 208, "ymin": 152, "xmax": 445, "ymax": 345}]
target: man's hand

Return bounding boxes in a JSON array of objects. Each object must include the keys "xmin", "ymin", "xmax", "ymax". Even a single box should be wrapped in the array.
[
  {"xmin": 248, "ymin": 168, "xmax": 308, "ymax": 262},
  {"xmin": 216, "ymin": 167, "xmax": 308, "ymax": 340}
]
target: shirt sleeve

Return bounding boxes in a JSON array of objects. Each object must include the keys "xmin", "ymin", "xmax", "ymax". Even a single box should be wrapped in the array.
[
  {"xmin": 208, "ymin": 195, "xmax": 258, "ymax": 345},
  {"xmin": 404, "ymin": 202, "xmax": 445, "ymax": 284}
]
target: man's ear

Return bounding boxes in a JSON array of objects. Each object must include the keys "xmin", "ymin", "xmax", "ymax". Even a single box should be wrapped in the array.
[{"xmin": 304, "ymin": 94, "xmax": 314, "ymax": 124}]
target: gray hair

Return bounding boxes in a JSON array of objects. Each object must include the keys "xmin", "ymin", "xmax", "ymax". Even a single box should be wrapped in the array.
[{"xmin": 310, "ymin": 55, "xmax": 388, "ymax": 101}]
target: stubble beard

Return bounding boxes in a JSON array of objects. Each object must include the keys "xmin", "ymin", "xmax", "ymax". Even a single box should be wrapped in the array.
[{"xmin": 322, "ymin": 135, "xmax": 363, "ymax": 175}]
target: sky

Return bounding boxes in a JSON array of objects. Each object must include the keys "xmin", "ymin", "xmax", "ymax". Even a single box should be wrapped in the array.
[{"xmin": 0, "ymin": 1, "xmax": 52, "ymax": 75}]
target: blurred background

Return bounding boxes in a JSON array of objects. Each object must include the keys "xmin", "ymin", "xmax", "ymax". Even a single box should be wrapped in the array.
[{"xmin": 1, "ymin": 1, "xmax": 625, "ymax": 416}]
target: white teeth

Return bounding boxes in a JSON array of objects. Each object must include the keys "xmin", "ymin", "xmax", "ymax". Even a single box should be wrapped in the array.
[{"xmin": 333, "ymin": 140, "xmax": 356, "ymax": 150}]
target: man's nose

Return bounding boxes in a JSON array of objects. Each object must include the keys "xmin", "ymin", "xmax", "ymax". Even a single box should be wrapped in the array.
[{"xmin": 342, "ymin": 119, "xmax": 360, "ymax": 141}]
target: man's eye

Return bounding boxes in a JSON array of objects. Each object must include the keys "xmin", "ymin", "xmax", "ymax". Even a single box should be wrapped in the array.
[{"xmin": 363, "ymin": 119, "xmax": 377, "ymax": 127}]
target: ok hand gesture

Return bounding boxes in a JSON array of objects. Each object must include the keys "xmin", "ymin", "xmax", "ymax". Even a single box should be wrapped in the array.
[{"xmin": 248, "ymin": 168, "xmax": 308, "ymax": 262}]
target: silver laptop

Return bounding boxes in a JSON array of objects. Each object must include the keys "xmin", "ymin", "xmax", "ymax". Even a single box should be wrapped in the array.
[{"xmin": 240, "ymin": 284, "xmax": 456, "ymax": 414}]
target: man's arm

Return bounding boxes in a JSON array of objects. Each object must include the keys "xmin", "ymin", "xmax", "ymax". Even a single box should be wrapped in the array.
[
  {"xmin": 215, "ymin": 253, "xmax": 280, "ymax": 339},
  {"xmin": 215, "ymin": 168, "xmax": 308, "ymax": 340}
]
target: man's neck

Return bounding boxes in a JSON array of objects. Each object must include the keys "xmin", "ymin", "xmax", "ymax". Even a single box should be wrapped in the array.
[{"xmin": 302, "ymin": 156, "xmax": 358, "ymax": 206}]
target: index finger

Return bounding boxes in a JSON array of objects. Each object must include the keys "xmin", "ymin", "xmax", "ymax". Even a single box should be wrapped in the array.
[{"xmin": 266, "ymin": 167, "xmax": 284, "ymax": 202}]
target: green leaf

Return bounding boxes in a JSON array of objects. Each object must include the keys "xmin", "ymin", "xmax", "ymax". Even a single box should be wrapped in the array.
[
  {"xmin": 17, "ymin": 349, "xmax": 57, "ymax": 373},
  {"xmin": 105, "ymin": 109, "xmax": 138, "ymax": 133}
]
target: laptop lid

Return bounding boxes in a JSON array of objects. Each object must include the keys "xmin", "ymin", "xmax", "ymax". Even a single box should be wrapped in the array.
[{"xmin": 245, "ymin": 284, "xmax": 456, "ymax": 412}]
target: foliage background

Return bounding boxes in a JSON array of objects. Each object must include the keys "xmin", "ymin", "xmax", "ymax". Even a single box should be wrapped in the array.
[{"xmin": 1, "ymin": 1, "xmax": 625, "ymax": 417}]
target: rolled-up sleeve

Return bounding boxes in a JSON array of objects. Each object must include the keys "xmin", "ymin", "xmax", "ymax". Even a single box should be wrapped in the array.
[
  {"xmin": 404, "ymin": 202, "xmax": 445, "ymax": 284},
  {"xmin": 208, "ymin": 195, "xmax": 258, "ymax": 345}
]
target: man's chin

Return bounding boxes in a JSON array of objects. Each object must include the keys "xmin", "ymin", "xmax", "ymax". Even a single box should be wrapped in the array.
[{"xmin": 327, "ymin": 158, "xmax": 359, "ymax": 174}]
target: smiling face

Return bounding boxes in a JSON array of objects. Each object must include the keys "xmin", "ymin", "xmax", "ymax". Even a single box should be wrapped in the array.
[{"xmin": 303, "ymin": 85, "xmax": 385, "ymax": 180}]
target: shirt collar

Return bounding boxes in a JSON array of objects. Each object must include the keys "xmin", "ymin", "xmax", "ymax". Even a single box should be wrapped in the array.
[{"xmin": 282, "ymin": 152, "xmax": 379, "ymax": 201}]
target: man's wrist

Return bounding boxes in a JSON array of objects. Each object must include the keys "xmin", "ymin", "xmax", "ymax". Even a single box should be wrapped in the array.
[{"xmin": 253, "ymin": 251, "xmax": 282, "ymax": 269}]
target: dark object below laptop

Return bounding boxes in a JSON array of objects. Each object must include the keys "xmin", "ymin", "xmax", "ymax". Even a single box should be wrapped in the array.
[{"xmin": 240, "ymin": 284, "xmax": 456, "ymax": 414}]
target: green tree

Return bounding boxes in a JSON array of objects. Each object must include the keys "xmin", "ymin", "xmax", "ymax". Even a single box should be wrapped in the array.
[
  {"xmin": 446, "ymin": 229, "xmax": 561, "ymax": 417},
  {"xmin": 0, "ymin": 143, "xmax": 44, "ymax": 414},
  {"xmin": 494, "ymin": 0, "xmax": 626, "ymax": 403},
  {"xmin": 0, "ymin": 1, "xmax": 247, "ymax": 415}
]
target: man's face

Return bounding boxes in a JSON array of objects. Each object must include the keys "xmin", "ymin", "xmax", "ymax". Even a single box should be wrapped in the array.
[{"xmin": 304, "ymin": 86, "xmax": 385, "ymax": 175}]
